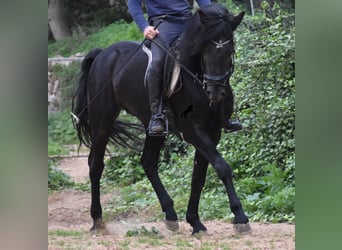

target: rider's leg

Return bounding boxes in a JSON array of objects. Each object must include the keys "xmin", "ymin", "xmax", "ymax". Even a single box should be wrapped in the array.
[
  {"xmin": 147, "ymin": 16, "xmax": 191, "ymax": 135},
  {"xmin": 147, "ymin": 36, "xmax": 167, "ymax": 134}
]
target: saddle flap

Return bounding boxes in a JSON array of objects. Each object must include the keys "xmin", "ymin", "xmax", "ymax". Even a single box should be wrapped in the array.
[{"xmin": 142, "ymin": 41, "xmax": 181, "ymax": 97}]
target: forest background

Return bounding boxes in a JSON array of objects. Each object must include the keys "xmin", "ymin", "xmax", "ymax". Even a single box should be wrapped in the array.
[{"xmin": 48, "ymin": 0, "xmax": 295, "ymax": 223}]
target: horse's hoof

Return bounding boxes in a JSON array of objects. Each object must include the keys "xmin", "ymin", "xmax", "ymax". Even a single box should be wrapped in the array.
[
  {"xmin": 164, "ymin": 220, "xmax": 180, "ymax": 232},
  {"xmin": 191, "ymin": 221, "xmax": 207, "ymax": 235},
  {"xmin": 90, "ymin": 219, "xmax": 108, "ymax": 235},
  {"xmin": 233, "ymin": 223, "xmax": 251, "ymax": 234}
]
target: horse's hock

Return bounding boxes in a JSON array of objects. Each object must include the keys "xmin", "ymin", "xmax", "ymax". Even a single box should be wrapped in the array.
[{"xmin": 48, "ymin": 55, "xmax": 84, "ymax": 113}]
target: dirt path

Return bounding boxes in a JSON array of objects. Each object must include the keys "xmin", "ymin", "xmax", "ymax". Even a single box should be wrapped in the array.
[{"xmin": 48, "ymin": 157, "xmax": 295, "ymax": 250}]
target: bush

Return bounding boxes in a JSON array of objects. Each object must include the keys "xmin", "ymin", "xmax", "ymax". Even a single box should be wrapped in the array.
[
  {"xmin": 50, "ymin": 62, "xmax": 81, "ymax": 111},
  {"xmin": 48, "ymin": 159, "xmax": 74, "ymax": 191},
  {"xmin": 48, "ymin": 110, "xmax": 78, "ymax": 148},
  {"xmin": 48, "ymin": 21, "xmax": 143, "ymax": 57}
]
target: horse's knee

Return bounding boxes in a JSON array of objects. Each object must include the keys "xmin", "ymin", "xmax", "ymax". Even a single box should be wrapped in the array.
[
  {"xmin": 140, "ymin": 154, "xmax": 158, "ymax": 176},
  {"xmin": 213, "ymin": 159, "xmax": 232, "ymax": 180}
]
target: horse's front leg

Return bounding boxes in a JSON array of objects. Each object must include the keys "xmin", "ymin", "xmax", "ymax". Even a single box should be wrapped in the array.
[
  {"xmin": 140, "ymin": 135, "xmax": 179, "ymax": 231},
  {"xmin": 212, "ymin": 155, "xmax": 249, "ymax": 224},
  {"xmin": 185, "ymin": 127, "xmax": 250, "ymax": 233},
  {"xmin": 186, "ymin": 150, "xmax": 209, "ymax": 234},
  {"xmin": 208, "ymin": 149, "xmax": 251, "ymax": 233}
]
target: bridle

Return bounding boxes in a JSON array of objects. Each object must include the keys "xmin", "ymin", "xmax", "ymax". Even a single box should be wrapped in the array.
[{"xmin": 202, "ymin": 39, "xmax": 235, "ymax": 90}]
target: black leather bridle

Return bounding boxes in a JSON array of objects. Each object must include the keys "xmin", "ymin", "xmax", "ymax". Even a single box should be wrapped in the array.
[{"xmin": 202, "ymin": 39, "xmax": 235, "ymax": 90}]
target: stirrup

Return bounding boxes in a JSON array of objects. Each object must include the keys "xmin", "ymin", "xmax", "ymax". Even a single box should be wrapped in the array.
[
  {"xmin": 148, "ymin": 114, "xmax": 168, "ymax": 136},
  {"xmin": 225, "ymin": 120, "xmax": 243, "ymax": 133}
]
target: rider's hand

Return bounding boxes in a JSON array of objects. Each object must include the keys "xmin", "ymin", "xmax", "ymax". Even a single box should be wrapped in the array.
[{"xmin": 143, "ymin": 26, "xmax": 159, "ymax": 40}]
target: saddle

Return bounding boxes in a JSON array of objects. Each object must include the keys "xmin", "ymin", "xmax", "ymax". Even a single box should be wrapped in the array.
[
  {"xmin": 142, "ymin": 38, "xmax": 183, "ymax": 137},
  {"xmin": 142, "ymin": 38, "xmax": 182, "ymax": 98}
]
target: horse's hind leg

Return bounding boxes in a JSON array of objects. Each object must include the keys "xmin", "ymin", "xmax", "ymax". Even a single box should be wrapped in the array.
[
  {"xmin": 186, "ymin": 150, "xmax": 209, "ymax": 234},
  {"xmin": 88, "ymin": 115, "xmax": 115, "ymax": 232},
  {"xmin": 140, "ymin": 135, "xmax": 179, "ymax": 231}
]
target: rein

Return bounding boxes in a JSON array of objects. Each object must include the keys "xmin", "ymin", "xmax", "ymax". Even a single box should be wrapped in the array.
[
  {"xmin": 71, "ymin": 40, "xmax": 147, "ymax": 124},
  {"xmin": 71, "ymin": 24, "xmax": 166, "ymax": 123},
  {"xmin": 149, "ymin": 39, "xmax": 203, "ymax": 86},
  {"xmin": 72, "ymin": 27, "xmax": 234, "ymax": 124},
  {"xmin": 151, "ymin": 37, "xmax": 235, "ymax": 90}
]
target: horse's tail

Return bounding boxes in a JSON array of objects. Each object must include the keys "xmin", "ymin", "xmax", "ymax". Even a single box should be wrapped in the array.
[
  {"xmin": 71, "ymin": 48, "xmax": 103, "ymax": 148},
  {"xmin": 72, "ymin": 48, "xmax": 144, "ymax": 151}
]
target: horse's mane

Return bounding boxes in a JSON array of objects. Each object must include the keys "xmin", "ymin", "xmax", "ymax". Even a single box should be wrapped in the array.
[{"xmin": 178, "ymin": 3, "xmax": 235, "ymax": 66}]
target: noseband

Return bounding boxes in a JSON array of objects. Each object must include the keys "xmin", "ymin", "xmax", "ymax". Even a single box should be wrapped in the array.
[{"xmin": 202, "ymin": 39, "xmax": 235, "ymax": 89}]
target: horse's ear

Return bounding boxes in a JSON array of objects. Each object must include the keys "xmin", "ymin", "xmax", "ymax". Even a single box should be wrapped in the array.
[{"xmin": 231, "ymin": 11, "xmax": 245, "ymax": 31}]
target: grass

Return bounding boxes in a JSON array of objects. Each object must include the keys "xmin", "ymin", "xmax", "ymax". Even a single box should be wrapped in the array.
[
  {"xmin": 49, "ymin": 229, "xmax": 83, "ymax": 237},
  {"xmin": 48, "ymin": 222, "xmax": 295, "ymax": 249}
]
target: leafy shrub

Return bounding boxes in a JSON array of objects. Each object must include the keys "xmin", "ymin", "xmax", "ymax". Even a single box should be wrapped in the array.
[
  {"xmin": 48, "ymin": 110, "xmax": 78, "ymax": 148},
  {"xmin": 50, "ymin": 62, "xmax": 81, "ymax": 111},
  {"xmin": 48, "ymin": 21, "xmax": 143, "ymax": 57},
  {"xmin": 103, "ymin": 153, "xmax": 145, "ymax": 186},
  {"xmin": 219, "ymin": 4, "xmax": 295, "ymax": 221},
  {"xmin": 48, "ymin": 159, "xmax": 74, "ymax": 191}
]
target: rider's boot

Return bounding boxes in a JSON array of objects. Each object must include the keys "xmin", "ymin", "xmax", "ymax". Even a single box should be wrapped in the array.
[
  {"xmin": 147, "ymin": 59, "xmax": 167, "ymax": 135},
  {"xmin": 225, "ymin": 120, "xmax": 243, "ymax": 133},
  {"xmin": 148, "ymin": 91, "xmax": 167, "ymax": 135},
  {"xmin": 150, "ymin": 115, "xmax": 165, "ymax": 133},
  {"xmin": 146, "ymin": 36, "xmax": 170, "ymax": 136}
]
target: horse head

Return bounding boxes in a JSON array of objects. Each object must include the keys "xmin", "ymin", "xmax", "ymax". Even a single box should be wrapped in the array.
[
  {"xmin": 201, "ymin": 35, "xmax": 235, "ymax": 102},
  {"xmin": 190, "ymin": 4, "xmax": 245, "ymax": 103}
]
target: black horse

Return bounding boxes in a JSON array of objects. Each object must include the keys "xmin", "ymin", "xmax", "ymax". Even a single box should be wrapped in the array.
[{"xmin": 72, "ymin": 3, "xmax": 250, "ymax": 234}]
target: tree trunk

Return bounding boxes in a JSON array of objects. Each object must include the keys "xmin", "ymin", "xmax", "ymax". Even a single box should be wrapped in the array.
[
  {"xmin": 48, "ymin": 23, "xmax": 53, "ymax": 41},
  {"xmin": 48, "ymin": 0, "xmax": 72, "ymax": 40}
]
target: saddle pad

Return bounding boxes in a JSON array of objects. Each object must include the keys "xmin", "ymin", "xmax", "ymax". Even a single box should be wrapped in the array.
[{"xmin": 142, "ymin": 44, "xmax": 181, "ymax": 97}]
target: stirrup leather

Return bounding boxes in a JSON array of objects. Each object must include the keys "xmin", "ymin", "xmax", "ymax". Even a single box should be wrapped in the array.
[{"xmin": 148, "ymin": 114, "xmax": 169, "ymax": 136}]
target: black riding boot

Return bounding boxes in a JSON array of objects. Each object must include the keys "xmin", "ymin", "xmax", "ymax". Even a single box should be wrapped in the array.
[
  {"xmin": 148, "ymin": 84, "xmax": 167, "ymax": 135},
  {"xmin": 225, "ymin": 120, "xmax": 243, "ymax": 133},
  {"xmin": 147, "ymin": 37, "xmax": 168, "ymax": 136}
]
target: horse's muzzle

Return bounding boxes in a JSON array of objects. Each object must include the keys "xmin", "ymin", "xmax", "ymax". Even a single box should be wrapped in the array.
[{"xmin": 205, "ymin": 84, "xmax": 226, "ymax": 102}]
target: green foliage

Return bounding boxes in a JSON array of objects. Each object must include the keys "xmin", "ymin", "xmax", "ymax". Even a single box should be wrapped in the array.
[
  {"xmin": 64, "ymin": 0, "xmax": 131, "ymax": 32},
  {"xmin": 48, "ymin": 159, "xmax": 74, "ymax": 191},
  {"xmin": 48, "ymin": 140, "xmax": 67, "ymax": 156},
  {"xmin": 48, "ymin": 111, "xmax": 78, "ymax": 160},
  {"xmin": 224, "ymin": 4, "xmax": 294, "ymax": 221},
  {"xmin": 227, "ymin": 4, "xmax": 295, "ymax": 179},
  {"xmin": 48, "ymin": 110, "xmax": 78, "ymax": 147},
  {"xmin": 50, "ymin": 62, "xmax": 81, "ymax": 111},
  {"xmin": 103, "ymin": 153, "xmax": 145, "ymax": 186},
  {"xmin": 126, "ymin": 226, "xmax": 163, "ymax": 239},
  {"xmin": 48, "ymin": 21, "xmax": 143, "ymax": 57},
  {"xmin": 48, "ymin": 229, "xmax": 82, "ymax": 237}
]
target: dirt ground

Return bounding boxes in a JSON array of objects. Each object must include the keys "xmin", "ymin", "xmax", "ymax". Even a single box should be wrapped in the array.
[{"xmin": 48, "ymin": 156, "xmax": 295, "ymax": 250}]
